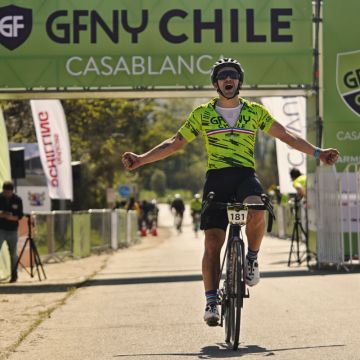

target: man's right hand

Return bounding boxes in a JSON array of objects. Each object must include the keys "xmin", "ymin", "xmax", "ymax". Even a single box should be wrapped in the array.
[{"xmin": 122, "ymin": 152, "xmax": 142, "ymax": 170}]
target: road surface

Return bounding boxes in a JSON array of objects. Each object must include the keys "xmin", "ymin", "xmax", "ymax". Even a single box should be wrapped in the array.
[{"xmin": 7, "ymin": 204, "xmax": 360, "ymax": 360}]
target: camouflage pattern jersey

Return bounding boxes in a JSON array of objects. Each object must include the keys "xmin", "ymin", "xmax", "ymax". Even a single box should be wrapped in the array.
[{"xmin": 178, "ymin": 97, "xmax": 275, "ymax": 171}]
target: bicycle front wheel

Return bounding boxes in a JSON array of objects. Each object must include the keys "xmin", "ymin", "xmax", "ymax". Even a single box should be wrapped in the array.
[{"xmin": 224, "ymin": 241, "xmax": 244, "ymax": 350}]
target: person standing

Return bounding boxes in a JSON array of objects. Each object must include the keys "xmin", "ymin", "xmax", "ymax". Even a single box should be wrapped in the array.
[{"xmin": 0, "ymin": 181, "xmax": 24, "ymax": 283}]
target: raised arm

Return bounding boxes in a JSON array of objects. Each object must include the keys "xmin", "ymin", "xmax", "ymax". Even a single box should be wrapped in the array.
[
  {"xmin": 122, "ymin": 132, "xmax": 187, "ymax": 170},
  {"xmin": 268, "ymin": 121, "xmax": 339, "ymax": 165}
]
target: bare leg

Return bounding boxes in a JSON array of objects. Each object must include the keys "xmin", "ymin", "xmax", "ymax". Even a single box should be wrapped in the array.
[
  {"xmin": 246, "ymin": 210, "xmax": 265, "ymax": 250},
  {"xmin": 244, "ymin": 195, "xmax": 265, "ymax": 251},
  {"xmin": 202, "ymin": 228, "xmax": 226, "ymax": 291}
]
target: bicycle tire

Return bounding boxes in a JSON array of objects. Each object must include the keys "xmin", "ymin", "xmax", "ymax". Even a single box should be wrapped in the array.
[{"xmin": 224, "ymin": 241, "xmax": 244, "ymax": 350}]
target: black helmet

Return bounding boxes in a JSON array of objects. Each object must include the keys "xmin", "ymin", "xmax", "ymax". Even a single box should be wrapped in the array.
[
  {"xmin": 211, "ymin": 58, "xmax": 244, "ymax": 84},
  {"xmin": 290, "ymin": 168, "xmax": 302, "ymax": 181}
]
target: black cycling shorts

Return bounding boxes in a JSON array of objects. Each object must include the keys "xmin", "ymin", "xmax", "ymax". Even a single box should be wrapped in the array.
[{"xmin": 200, "ymin": 167, "xmax": 264, "ymax": 231}]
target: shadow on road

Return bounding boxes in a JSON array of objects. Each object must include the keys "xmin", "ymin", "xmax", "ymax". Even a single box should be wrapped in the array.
[
  {"xmin": 113, "ymin": 343, "xmax": 345, "ymax": 358},
  {"xmin": 1, "ymin": 266, "xmax": 359, "ymax": 294}
]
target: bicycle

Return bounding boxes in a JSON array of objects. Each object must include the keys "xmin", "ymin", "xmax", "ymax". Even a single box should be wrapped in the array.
[{"xmin": 202, "ymin": 191, "xmax": 275, "ymax": 350}]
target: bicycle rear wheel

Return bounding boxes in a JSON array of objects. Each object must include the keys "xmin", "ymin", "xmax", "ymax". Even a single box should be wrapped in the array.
[{"xmin": 224, "ymin": 241, "xmax": 244, "ymax": 350}]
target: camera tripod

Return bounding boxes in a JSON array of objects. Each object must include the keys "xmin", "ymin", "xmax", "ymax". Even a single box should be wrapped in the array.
[
  {"xmin": 288, "ymin": 197, "xmax": 308, "ymax": 266},
  {"xmin": 15, "ymin": 215, "xmax": 46, "ymax": 281}
]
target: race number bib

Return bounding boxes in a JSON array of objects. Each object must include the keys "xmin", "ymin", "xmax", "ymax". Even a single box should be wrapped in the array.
[{"xmin": 227, "ymin": 206, "xmax": 248, "ymax": 225}]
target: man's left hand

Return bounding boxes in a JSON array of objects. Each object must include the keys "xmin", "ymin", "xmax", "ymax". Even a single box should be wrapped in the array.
[{"xmin": 319, "ymin": 148, "xmax": 340, "ymax": 165}]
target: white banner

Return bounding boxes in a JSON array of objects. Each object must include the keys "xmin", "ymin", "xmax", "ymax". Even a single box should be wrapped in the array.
[
  {"xmin": 0, "ymin": 107, "xmax": 11, "ymax": 187},
  {"xmin": 30, "ymin": 100, "xmax": 73, "ymax": 200},
  {"xmin": 261, "ymin": 97, "xmax": 307, "ymax": 194}
]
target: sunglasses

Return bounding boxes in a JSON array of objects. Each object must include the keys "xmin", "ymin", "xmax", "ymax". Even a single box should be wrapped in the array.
[{"xmin": 216, "ymin": 70, "xmax": 240, "ymax": 81}]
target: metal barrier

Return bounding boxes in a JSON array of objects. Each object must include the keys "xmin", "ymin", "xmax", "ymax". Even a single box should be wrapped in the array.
[
  {"xmin": 315, "ymin": 166, "xmax": 342, "ymax": 265},
  {"xmin": 340, "ymin": 164, "xmax": 360, "ymax": 265},
  {"xmin": 111, "ymin": 209, "xmax": 131, "ymax": 249},
  {"xmin": 315, "ymin": 164, "xmax": 360, "ymax": 267},
  {"xmin": 30, "ymin": 209, "xmax": 141, "ymax": 261},
  {"xmin": 269, "ymin": 165, "xmax": 360, "ymax": 268},
  {"xmin": 89, "ymin": 209, "xmax": 112, "ymax": 251},
  {"xmin": 32, "ymin": 210, "xmax": 72, "ymax": 262}
]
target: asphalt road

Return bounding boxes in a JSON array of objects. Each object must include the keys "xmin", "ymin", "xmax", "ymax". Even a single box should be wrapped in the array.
[{"xmin": 7, "ymin": 204, "xmax": 360, "ymax": 360}]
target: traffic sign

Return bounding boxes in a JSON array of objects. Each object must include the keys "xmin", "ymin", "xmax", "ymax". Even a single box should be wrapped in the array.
[{"xmin": 118, "ymin": 185, "xmax": 131, "ymax": 197}]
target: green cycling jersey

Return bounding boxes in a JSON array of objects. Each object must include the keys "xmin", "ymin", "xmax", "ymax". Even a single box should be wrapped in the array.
[
  {"xmin": 179, "ymin": 97, "xmax": 275, "ymax": 171},
  {"xmin": 292, "ymin": 175, "xmax": 307, "ymax": 191},
  {"xmin": 190, "ymin": 199, "xmax": 202, "ymax": 212}
]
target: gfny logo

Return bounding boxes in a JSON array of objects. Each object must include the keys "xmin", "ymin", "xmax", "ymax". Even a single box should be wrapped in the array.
[
  {"xmin": 0, "ymin": 5, "xmax": 32, "ymax": 50},
  {"xmin": 336, "ymin": 50, "xmax": 360, "ymax": 117}
]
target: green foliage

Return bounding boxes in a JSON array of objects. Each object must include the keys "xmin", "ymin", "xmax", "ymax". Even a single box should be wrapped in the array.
[
  {"xmin": 139, "ymin": 189, "xmax": 193, "ymax": 203},
  {"xmin": 61, "ymin": 98, "xmax": 155, "ymax": 207},
  {"xmin": 0, "ymin": 100, "xmax": 36, "ymax": 142},
  {"xmin": 255, "ymin": 131, "xmax": 278, "ymax": 191},
  {"xmin": 150, "ymin": 169, "xmax": 166, "ymax": 196}
]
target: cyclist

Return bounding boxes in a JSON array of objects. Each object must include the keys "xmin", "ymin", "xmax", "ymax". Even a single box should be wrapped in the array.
[
  {"xmin": 148, "ymin": 199, "xmax": 159, "ymax": 230},
  {"xmin": 170, "ymin": 194, "xmax": 185, "ymax": 233},
  {"xmin": 190, "ymin": 193, "xmax": 202, "ymax": 237},
  {"xmin": 122, "ymin": 57, "xmax": 339, "ymax": 326}
]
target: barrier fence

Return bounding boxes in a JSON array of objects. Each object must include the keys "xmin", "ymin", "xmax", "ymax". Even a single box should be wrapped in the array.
[
  {"xmin": 27, "ymin": 209, "xmax": 139, "ymax": 262},
  {"xmin": 271, "ymin": 164, "xmax": 360, "ymax": 268},
  {"xmin": 315, "ymin": 164, "xmax": 360, "ymax": 267}
]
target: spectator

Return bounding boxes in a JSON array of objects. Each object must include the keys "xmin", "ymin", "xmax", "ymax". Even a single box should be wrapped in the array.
[{"xmin": 125, "ymin": 196, "xmax": 141, "ymax": 214}]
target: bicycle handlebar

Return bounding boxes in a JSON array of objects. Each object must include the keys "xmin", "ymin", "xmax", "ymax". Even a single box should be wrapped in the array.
[{"xmin": 201, "ymin": 191, "xmax": 276, "ymax": 232}]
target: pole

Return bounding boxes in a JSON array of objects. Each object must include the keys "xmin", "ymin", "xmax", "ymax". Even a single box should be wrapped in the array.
[{"xmin": 314, "ymin": 0, "xmax": 323, "ymax": 161}]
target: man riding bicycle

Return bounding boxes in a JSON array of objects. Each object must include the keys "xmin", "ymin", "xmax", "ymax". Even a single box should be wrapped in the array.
[
  {"xmin": 190, "ymin": 193, "xmax": 202, "ymax": 237},
  {"xmin": 171, "ymin": 194, "xmax": 185, "ymax": 233},
  {"xmin": 122, "ymin": 57, "xmax": 339, "ymax": 326}
]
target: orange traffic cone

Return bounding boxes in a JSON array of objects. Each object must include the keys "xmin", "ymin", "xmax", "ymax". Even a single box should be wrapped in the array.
[
  {"xmin": 151, "ymin": 222, "xmax": 158, "ymax": 236},
  {"xmin": 140, "ymin": 221, "xmax": 147, "ymax": 237}
]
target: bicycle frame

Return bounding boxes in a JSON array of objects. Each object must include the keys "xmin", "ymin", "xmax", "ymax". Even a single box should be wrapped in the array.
[
  {"xmin": 219, "ymin": 222, "xmax": 248, "ymax": 328},
  {"xmin": 218, "ymin": 224, "xmax": 249, "ymax": 306}
]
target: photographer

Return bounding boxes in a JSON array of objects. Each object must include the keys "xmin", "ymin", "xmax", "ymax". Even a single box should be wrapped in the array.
[
  {"xmin": 290, "ymin": 168, "xmax": 307, "ymax": 200},
  {"xmin": 0, "ymin": 181, "xmax": 24, "ymax": 283}
]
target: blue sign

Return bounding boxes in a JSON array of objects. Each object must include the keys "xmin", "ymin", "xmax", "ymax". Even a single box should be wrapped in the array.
[{"xmin": 118, "ymin": 185, "xmax": 131, "ymax": 197}]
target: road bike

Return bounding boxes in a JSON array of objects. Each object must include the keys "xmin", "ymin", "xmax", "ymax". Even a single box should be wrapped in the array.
[{"xmin": 202, "ymin": 192, "xmax": 275, "ymax": 350}]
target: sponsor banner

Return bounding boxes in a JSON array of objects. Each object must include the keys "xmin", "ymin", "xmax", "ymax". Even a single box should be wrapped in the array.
[
  {"xmin": 30, "ymin": 100, "xmax": 73, "ymax": 200},
  {"xmin": 0, "ymin": 107, "xmax": 11, "ymax": 186},
  {"xmin": 261, "ymin": 96, "xmax": 306, "ymax": 194},
  {"xmin": 16, "ymin": 186, "xmax": 51, "ymax": 212},
  {"xmin": 323, "ymin": 0, "xmax": 360, "ymax": 171},
  {"xmin": 0, "ymin": 0, "xmax": 313, "ymax": 91}
]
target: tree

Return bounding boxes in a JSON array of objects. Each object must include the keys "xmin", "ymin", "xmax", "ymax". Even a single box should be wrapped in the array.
[
  {"xmin": 61, "ymin": 98, "xmax": 155, "ymax": 207},
  {"xmin": 0, "ymin": 100, "xmax": 35, "ymax": 142},
  {"xmin": 150, "ymin": 169, "xmax": 166, "ymax": 196}
]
